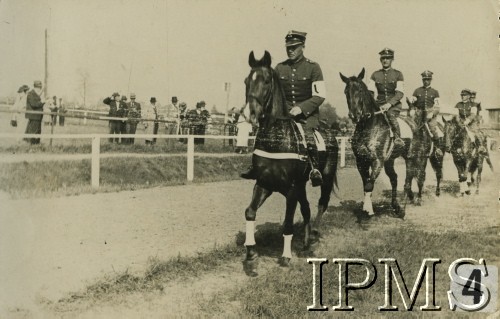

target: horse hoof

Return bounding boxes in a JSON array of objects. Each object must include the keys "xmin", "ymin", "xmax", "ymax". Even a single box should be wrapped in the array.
[
  {"xmin": 243, "ymin": 258, "xmax": 259, "ymax": 277},
  {"xmin": 465, "ymin": 190, "xmax": 471, "ymax": 195},
  {"xmin": 414, "ymin": 198, "xmax": 422, "ymax": 206},
  {"xmin": 279, "ymin": 257, "xmax": 291, "ymax": 267},
  {"xmin": 435, "ymin": 189, "xmax": 440, "ymax": 197}
]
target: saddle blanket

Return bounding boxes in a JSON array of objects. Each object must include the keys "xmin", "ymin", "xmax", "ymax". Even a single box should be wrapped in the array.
[
  {"xmin": 295, "ymin": 122, "xmax": 326, "ymax": 151},
  {"xmin": 397, "ymin": 118, "xmax": 413, "ymax": 139}
]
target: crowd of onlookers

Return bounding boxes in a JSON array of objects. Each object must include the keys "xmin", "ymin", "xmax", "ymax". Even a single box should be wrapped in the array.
[
  {"xmin": 103, "ymin": 93, "xmax": 217, "ymax": 145},
  {"xmin": 7, "ymin": 80, "xmax": 255, "ymax": 150}
]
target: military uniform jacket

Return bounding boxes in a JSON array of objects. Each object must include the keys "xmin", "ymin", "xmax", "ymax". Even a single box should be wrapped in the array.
[
  {"xmin": 275, "ymin": 56, "xmax": 325, "ymax": 130},
  {"xmin": 370, "ymin": 68, "xmax": 404, "ymax": 108},
  {"xmin": 412, "ymin": 86, "xmax": 439, "ymax": 112},
  {"xmin": 187, "ymin": 109, "xmax": 211, "ymax": 126},
  {"xmin": 25, "ymin": 90, "xmax": 44, "ymax": 120},
  {"xmin": 455, "ymin": 101, "xmax": 476, "ymax": 120}
]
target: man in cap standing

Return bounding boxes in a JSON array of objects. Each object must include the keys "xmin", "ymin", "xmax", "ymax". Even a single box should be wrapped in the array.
[
  {"xmin": 409, "ymin": 70, "xmax": 443, "ymax": 157},
  {"xmin": 164, "ymin": 96, "xmax": 179, "ymax": 145},
  {"xmin": 103, "ymin": 92, "xmax": 125, "ymax": 143},
  {"xmin": 367, "ymin": 48, "xmax": 405, "ymax": 148},
  {"xmin": 25, "ymin": 80, "xmax": 49, "ymax": 145},
  {"xmin": 125, "ymin": 93, "xmax": 141, "ymax": 144},
  {"xmin": 240, "ymin": 30, "xmax": 326, "ymax": 186}
]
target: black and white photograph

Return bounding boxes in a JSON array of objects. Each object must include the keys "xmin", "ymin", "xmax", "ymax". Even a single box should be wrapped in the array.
[{"xmin": 0, "ymin": 0, "xmax": 498, "ymax": 317}]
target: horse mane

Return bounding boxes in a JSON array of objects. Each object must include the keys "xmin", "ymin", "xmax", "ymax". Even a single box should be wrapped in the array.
[
  {"xmin": 353, "ymin": 77, "xmax": 379, "ymax": 117},
  {"xmin": 261, "ymin": 67, "xmax": 289, "ymax": 128}
]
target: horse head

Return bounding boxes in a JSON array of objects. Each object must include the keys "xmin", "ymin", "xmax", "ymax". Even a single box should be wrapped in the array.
[
  {"xmin": 339, "ymin": 68, "xmax": 376, "ymax": 123},
  {"xmin": 242, "ymin": 51, "xmax": 287, "ymax": 128}
]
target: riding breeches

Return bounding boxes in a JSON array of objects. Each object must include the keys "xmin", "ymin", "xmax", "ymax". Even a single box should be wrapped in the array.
[
  {"xmin": 386, "ymin": 107, "xmax": 401, "ymax": 137},
  {"xmin": 304, "ymin": 129, "xmax": 320, "ymax": 168}
]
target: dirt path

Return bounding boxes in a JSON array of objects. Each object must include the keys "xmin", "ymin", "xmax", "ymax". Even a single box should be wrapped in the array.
[{"xmin": 1, "ymin": 154, "xmax": 498, "ymax": 317}]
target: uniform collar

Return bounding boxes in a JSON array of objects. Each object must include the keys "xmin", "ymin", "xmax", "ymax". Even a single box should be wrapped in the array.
[
  {"xmin": 382, "ymin": 67, "xmax": 392, "ymax": 72},
  {"xmin": 287, "ymin": 56, "xmax": 305, "ymax": 65}
]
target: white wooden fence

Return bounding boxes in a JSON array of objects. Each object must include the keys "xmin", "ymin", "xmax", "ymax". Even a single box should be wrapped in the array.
[{"xmin": 0, "ymin": 133, "xmax": 349, "ymax": 188}]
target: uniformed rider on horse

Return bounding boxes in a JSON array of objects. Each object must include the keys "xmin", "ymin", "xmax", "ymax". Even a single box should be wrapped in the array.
[
  {"xmin": 241, "ymin": 30, "xmax": 326, "ymax": 187},
  {"xmin": 454, "ymin": 89, "xmax": 487, "ymax": 155},
  {"xmin": 408, "ymin": 70, "xmax": 444, "ymax": 157},
  {"xmin": 365, "ymin": 48, "xmax": 405, "ymax": 149}
]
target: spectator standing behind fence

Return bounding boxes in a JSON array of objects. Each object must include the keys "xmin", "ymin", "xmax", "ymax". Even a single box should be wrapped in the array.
[
  {"xmin": 58, "ymin": 98, "xmax": 66, "ymax": 126},
  {"xmin": 120, "ymin": 95, "xmax": 128, "ymax": 140},
  {"xmin": 144, "ymin": 97, "xmax": 159, "ymax": 145},
  {"xmin": 164, "ymin": 96, "xmax": 179, "ymax": 145},
  {"xmin": 50, "ymin": 96, "xmax": 59, "ymax": 126},
  {"xmin": 25, "ymin": 80, "xmax": 49, "ymax": 145},
  {"xmin": 178, "ymin": 102, "xmax": 189, "ymax": 144},
  {"xmin": 187, "ymin": 101, "xmax": 211, "ymax": 145},
  {"xmin": 124, "ymin": 93, "xmax": 141, "ymax": 145},
  {"xmin": 11, "ymin": 84, "xmax": 29, "ymax": 142},
  {"xmin": 103, "ymin": 92, "xmax": 125, "ymax": 143},
  {"xmin": 236, "ymin": 110, "xmax": 252, "ymax": 153}
]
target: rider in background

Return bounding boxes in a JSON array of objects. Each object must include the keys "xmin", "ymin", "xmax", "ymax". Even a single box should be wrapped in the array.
[
  {"xmin": 455, "ymin": 89, "xmax": 487, "ymax": 155},
  {"xmin": 409, "ymin": 70, "xmax": 443, "ymax": 157},
  {"xmin": 367, "ymin": 48, "xmax": 405, "ymax": 148},
  {"xmin": 240, "ymin": 30, "xmax": 325, "ymax": 187}
]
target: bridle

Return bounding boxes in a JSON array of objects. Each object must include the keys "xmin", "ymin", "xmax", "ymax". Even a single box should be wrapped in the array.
[{"xmin": 246, "ymin": 68, "xmax": 275, "ymax": 120}]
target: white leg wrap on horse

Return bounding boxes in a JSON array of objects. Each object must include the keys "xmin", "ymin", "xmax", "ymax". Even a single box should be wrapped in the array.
[
  {"xmin": 459, "ymin": 181, "xmax": 466, "ymax": 194},
  {"xmin": 282, "ymin": 234, "xmax": 293, "ymax": 259},
  {"xmin": 363, "ymin": 192, "xmax": 374, "ymax": 215},
  {"xmin": 244, "ymin": 221, "xmax": 256, "ymax": 246}
]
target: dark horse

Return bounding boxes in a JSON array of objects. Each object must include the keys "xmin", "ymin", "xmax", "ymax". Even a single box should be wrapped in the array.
[
  {"xmin": 406, "ymin": 99, "xmax": 445, "ymax": 200},
  {"xmin": 340, "ymin": 69, "xmax": 427, "ymax": 216},
  {"xmin": 443, "ymin": 115, "xmax": 493, "ymax": 196},
  {"xmin": 241, "ymin": 51, "xmax": 338, "ymax": 273}
]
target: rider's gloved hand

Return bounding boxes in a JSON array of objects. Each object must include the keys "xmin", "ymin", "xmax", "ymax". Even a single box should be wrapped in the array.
[
  {"xmin": 409, "ymin": 96, "xmax": 417, "ymax": 103},
  {"xmin": 289, "ymin": 106, "xmax": 302, "ymax": 116},
  {"xmin": 380, "ymin": 103, "xmax": 391, "ymax": 112}
]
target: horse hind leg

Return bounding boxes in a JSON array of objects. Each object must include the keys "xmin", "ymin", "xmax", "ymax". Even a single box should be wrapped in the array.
[
  {"xmin": 243, "ymin": 184, "xmax": 272, "ymax": 276},
  {"xmin": 384, "ymin": 158, "xmax": 404, "ymax": 218},
  {"xmin": 415, "ymin": 160, "xmax": 427, "ymax": 206},
  {"xmin": 279, "ymin": 187, "xmax": 301, "ymax": 267}
]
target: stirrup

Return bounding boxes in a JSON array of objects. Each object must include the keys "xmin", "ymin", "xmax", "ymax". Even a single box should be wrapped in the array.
[
  {"xmin": 393, "ymin": 137, "xmax": 405, "ymax": 147},
  {"xmin": 434, "ymin": 148, "xmax": 443, "ymax": 158},
  {"xmin": 309, "ymin": 169, "xmax": 323, "ymax": 187}
]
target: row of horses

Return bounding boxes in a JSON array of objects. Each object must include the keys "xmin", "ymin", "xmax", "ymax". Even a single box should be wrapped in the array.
[{"xmin": 240, "ymin": 51, "xmax": 493, "ymax": 276}]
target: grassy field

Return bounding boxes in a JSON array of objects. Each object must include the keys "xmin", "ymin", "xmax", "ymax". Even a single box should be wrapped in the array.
[
  {"xmin": 0, "ymin": 156, "xmax": 252, "ymax": 198},
  {"xmin": 49, "ymin": 204, "xmax": 499, "ymax": 318}
]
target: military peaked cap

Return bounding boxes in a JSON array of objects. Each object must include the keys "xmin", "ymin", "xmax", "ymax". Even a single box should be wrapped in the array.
[
  {"xmin": 421, "ymin": 70, "xmax": 433, "ymax": 79},
  {"xmin": 285, "ymin": 30, "xmax": 307, "ymax": 47},
  {"xmin": 460, "ymin": 89, "xmax": 472, "ymax": 96},
  {"xmin": 33, "ymin": 80, "xmax": 42, "ymax": 88},
  {"xmin": 379, "ymin": 48, "xmax": 394, "ymax": 58}
]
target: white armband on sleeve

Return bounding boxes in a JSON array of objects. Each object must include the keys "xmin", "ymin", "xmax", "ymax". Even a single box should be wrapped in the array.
[
  {"xmin": 396, "ymin": 81, "xmax": 404, "ymax": 94},
  {"xmin": 312, "ymin": 81, "xmax": 326, "ymax": 98},
  {"xmin": 471, "ymin": 106, "xmax": 477, "ymax": 114},
  {"xmin": 367, "ymin": 79, "xmax": 376, "ymax": 93},
  {"xmin": 433, "ymin": 98, "xmax": 440, "ymax": 106}
]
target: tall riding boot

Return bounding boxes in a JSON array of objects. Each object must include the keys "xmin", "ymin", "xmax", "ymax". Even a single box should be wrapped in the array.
[
  {"xmin": 306, "ymin": 142, "xmax": 323, "ymax": 187},
  {"xmin": 388, "ymin": 115, "xmax": 405, "ymax": 147}
]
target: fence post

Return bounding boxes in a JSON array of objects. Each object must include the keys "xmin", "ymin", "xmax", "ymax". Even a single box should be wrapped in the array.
[
  {"xmin": 187, "ymin": 136, "xmax": 194, "ymax": 181},
  {"xmin": 340, "ymin": 137, "xmax": 346, "ymax": 168},
  {"xmin": 83, "ymin": 111, "xmax": 88, "ymax": 125},
  {"xmin": 91, "ymin": 136, "xmax": 100, "ymax": 188}
]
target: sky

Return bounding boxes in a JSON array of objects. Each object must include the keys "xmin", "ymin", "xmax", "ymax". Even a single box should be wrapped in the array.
[{"xmin": 0, "ymin": 0, "xmax": 498, "ymax": 116}]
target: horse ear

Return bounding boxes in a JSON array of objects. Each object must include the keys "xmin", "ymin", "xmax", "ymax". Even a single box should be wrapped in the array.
[
  {"xmin": 441, "ymin": 115, "xmax": 447, "ymax": 123},
  {"xmin": 357, "ymin": 68, "xmax": 365, "ymax": 80},
  {"xmin": 339, "ymin": 72, "xmax": 349, "ymax": 83},
  {"xmin": 262, "ymin": 50, "xmax": 272, "ymax": 67},
  {"xmin": 249, "ymin": 51, "xmax": 257, "ymax": 68}
]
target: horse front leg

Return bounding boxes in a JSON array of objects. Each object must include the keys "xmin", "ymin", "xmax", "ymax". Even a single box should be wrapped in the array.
[
  {"xmin": 356, "ymin": 157, "xmax": 375, "ymax": 216},
  {"xmin": 415, "ymin": 158, "xmax": 428, "ymax": 206},
  {"xmin": 404, "ymin": 157, "xmax": 415, "ymax": 203},
  {"xmin": 429, "ymin": 152, "xmax": 443, "ymax": 196},
  {"xmin": 279, "ymin": 186, "xmax": 300, "ymax": 267},
  {"xmin": 243, "ymin": 184, "xmax": 272, "ymax": 276},
  {"xmin": 384, "ymin": 158, "xmax": 404, "ymax": 218}
]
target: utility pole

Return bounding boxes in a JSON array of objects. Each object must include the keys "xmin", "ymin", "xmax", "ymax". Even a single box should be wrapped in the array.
[
  {"xmin": 224, "ymin": 82, "xmax": 231, "ymax": 124},
  {"xmin": 44, "ymin": 28, "xmax": 48, "ymax": 97}
]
